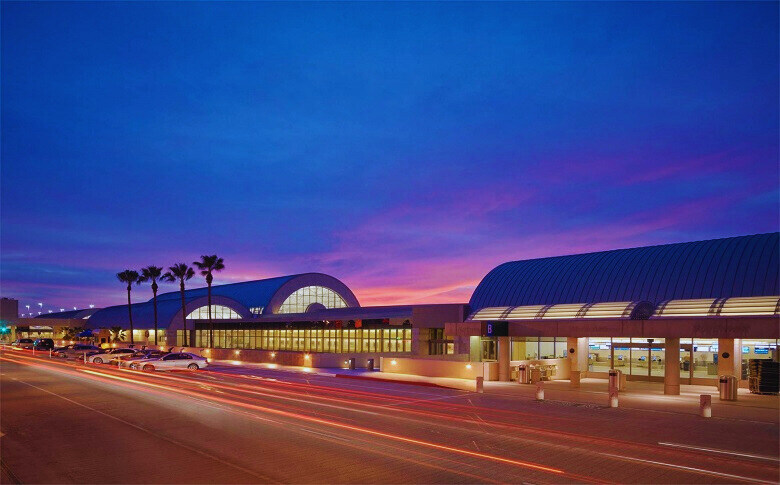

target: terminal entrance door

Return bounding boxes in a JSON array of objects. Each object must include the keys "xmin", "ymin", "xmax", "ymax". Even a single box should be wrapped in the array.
[
  {"xmin": 612, "ymin": 341, "xmax": 665, "ymax": 380},
  {"xmin": 680, "ymin": 343, "xmax": 693, "ymax": 384}
]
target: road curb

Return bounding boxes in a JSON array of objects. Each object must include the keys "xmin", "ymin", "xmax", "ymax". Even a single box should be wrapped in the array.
[{"xmin": 334, "ymin": 373, "xmax": 457, "ymax": 390}]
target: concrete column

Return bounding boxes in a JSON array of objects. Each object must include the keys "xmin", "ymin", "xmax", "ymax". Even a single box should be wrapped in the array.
[
  {"xmin": 498, "ymin": 336, "xmax": 511, "ymax": 381},
  {"xmin": 567, "ymin": 337, "xmax": 580, "ymax": 387},
  {"xmin": 567, "ymin": 337, "xmax": 589, "ymax": 387},
  {"xmin": 717, "ymin": 338, "xmax": 742, "ymax": 378},
  {"xmin": 664, "ymin": 337, "xmax": 680, "ymax": 395}
]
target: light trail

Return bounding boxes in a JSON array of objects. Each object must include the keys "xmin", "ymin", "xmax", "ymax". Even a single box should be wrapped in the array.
[
  {"xmin": 76, "ymin": 368, "xmax": 575, "ymax": 479},
  {"xmin": 657, "ymin": 442, "xmax": 780, "ymax": 462},
  {"xmin": 598, "ymin": 453, "xmax": 776, "ymax": 485},
  {"xmin": 4, "ymin": 351, "xmax": 778, "ymax": 483}
]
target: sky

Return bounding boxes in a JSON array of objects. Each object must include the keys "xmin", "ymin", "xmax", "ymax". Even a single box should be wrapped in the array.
[{"xmin": 1, "ymin": 1, "xmax": 778, "ymax": 314}]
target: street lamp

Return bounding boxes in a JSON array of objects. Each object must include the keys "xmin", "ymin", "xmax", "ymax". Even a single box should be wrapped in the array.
[
  {"xmin": 38, "ymin": 303, "xmax": 43, "ymax": 309},
  {"xmin": 25, "ymin": 305, "xmax": 30, "ymax": 311},
  {"xmin": 89, "ymin": 304, "xmax": 94, "ymax": 309},
  {"xmin": 60, "ymin": 308, "xmax": 64, "ymax": 312}
]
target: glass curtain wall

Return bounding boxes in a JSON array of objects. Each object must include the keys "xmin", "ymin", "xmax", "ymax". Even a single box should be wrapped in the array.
[
  {"xmin": 277, "ymin": 286, "xmax": 348, "ymax": 313},
  {"xmin": 588, "ymin": 337, "xmax": 666, "ymax": 377},
  {"xmin": 187, "ymin": 327, "xmax": 412, "ymax": 353},
  {"xmin": 510, "ymin": 337, "xmax": 568, "ymax": 361},
  {"xmin": 186, "ymin": 305, "xmax": 242, "ymax": 320}
]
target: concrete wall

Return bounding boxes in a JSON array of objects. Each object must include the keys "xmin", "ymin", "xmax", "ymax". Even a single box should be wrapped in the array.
[
  {"xmin": 176, "ymin": 346, "xmax": 409, "ymax": 369},
  {"xmin": 380, "ymin": 356, "xmax": 483, "ymax": 379}
]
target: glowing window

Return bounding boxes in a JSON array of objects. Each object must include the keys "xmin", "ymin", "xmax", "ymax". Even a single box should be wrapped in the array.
[
  {"xmin": 186, "ymin": 305, "xmax": 241, "ymax": 320},
  {"xmin": 277, "ymin": 286, "xmax": 348, "ymax": 314}
]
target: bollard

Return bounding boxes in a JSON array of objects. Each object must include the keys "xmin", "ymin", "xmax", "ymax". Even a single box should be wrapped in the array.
[
  {"xmin": 475, "ymin": 376, "xmax": 484, "ymax": 393},
  {"xmin": 83, "ymin": 353, "xmax": 87, "ymax": 364},
  {"xmin": 32, "ymin": 347, "xmax": 35, "ymax": 356},
  {"xmin": 49, "ymin": 349, "xmax": 52, "ymax": 359},
  {"xmin": 535, "ymin": 381, "xmax": 544, "ymax": 400},
  {"xmin": 700, "ymin": 394, "xmax": 712, "ymax": 418},
  {"xmin": 609, "ymin": 388, "xmax": 619, "ymax": 408}
]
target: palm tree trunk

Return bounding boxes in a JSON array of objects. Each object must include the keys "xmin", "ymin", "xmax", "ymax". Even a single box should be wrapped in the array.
[
  {"xmin": 127, "ymin": 284, "xmax": 134, "ymax": 345},
  {"xmin": 152, "ymin": 281, "xmax": 159, "ymax": 346},
  {"xmin": 207, "ymin": 273, "xmax": 213, "ymax": 347},
  {"xmin": 180, "ymin": 280, "xmax": 188, "ymax": 347}
]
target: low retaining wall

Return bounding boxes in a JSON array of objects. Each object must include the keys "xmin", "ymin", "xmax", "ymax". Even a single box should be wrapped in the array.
[
  {"xmin": 380, "ymin": 356, "xmax": 483, "ymax": 379},
  {"xmin": 176, "ymin": 346, "xmax": 408, "ymax": 369}
]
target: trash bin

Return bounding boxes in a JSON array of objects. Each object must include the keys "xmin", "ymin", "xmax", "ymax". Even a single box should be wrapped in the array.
[
  {"xmin": 718, "ymin": 375, "xmax": 738, "ymax": 401},
  {"xmin": 366, "ymin": 358, "xmax": 374, "ymax": 371},
  {"xmin": 348, "ymin": 357, "xmax": 356, "ymax": 370},
  {"xmin": 608, "ymin": 369, "xmax": 625, "ymax": 391},
  {"xmin": 517, "ymin": 364, "xmax": 530, "ymax": 384}
]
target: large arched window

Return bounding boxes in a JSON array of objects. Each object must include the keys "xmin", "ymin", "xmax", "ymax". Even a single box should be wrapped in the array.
[
  {"xmin": 186, "ymin": 305, "xmax": 242, "ymax": 320},
  {"xmin": 278, "ymin": 286, "xmax": 348, "ymax": 314}
]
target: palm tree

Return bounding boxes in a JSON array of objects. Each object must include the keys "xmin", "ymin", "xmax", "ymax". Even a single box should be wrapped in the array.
[
  {"xmin": 162, "ymin": 263, "xmax": 195, "ymax": 346},
  {"xmin": 193, "ymin": 255, "xmax": 225, "ymax": 346},
  {"xmin": 116, "ymin": 270, "xmax": 140, "ymax": 344},
  {"xmin": 109, "ymin": 326, "xmax": 126, "ymax": 343},
  {"xmin": 139, "ymin": 265, "xmax": 163, "ymax": 345}
]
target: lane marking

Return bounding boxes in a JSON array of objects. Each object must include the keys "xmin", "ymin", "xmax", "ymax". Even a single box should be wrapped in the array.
[
  {"xmin": 11, "ymin": 377, "xmax": 281, "ymax": 484},
  {"xmin": 657, "ymin": 442, "xmax": 780, "ymax": 463},
  {"xmin": 599, "ymin": 453, "xmax": 776, "ymax": 484}
]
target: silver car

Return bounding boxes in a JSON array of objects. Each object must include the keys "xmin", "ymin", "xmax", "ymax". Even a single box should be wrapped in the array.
[
  {"xmin": 11, "ymin": 338, "xmax": 34, "ymax": 350},
  {"xmin": 129, "ymin": 352, "xmax": 208, "ymax": 371},
  {"xmin": 53, "ymin": 343, "xmax": 102, "ymax": 359},
  {"xmin": 86, "ymin": 347, "xmax": 136, "ymax": 364},
  {"xmin": 110, "ymin": 349, "xmax": 168, "ymax": 367}
]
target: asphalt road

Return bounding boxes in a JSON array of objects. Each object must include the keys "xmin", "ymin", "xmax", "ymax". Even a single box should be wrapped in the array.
[{"xmin": 1, "ymin": 349, "xmax": 778, "ymax": 484}]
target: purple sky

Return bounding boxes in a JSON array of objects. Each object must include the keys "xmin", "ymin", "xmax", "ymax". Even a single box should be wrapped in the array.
[{"xmin": 1, "ymin": 2, "xmax": 778, "ymax": 314}]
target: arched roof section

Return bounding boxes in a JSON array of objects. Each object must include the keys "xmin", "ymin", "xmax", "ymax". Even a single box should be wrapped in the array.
[
  {"xmin": 469, "ymin": 233, "xmax": 780, "ymax": 312},
  {"xmin": 35, "ymin": 308, "xmax": 99, "ymax": 319},
  {"xmin": 86, "ymin": 295, "xmax": 250, "ymax": 330},
  {"xmin": 263, "ymin": 273, "xmax": 360, "ymax": 315},
  {"xmin": 154, "ymin": 272, "xmax": 358, "ymax": 315},
  {"xmin": 155, "ymin": 275, "xmax": 298, "ymax": 309}
]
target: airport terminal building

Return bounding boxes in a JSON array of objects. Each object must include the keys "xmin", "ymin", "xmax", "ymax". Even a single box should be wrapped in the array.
[{"xmin": 8, "ymin": 232, "xmax": 780, "ymax": 393}]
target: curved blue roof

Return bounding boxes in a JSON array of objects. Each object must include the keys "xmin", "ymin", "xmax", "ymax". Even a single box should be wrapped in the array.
[
  {"xmin": 87, "ymin": 272, "xmax": 360, "ymax": 329},
  {"xmin": 469, "ymin": 233, "xmax": 780, "ymax": 312},
  {"xmin": 155, "ymin": 274, "xmax": 297, "ymax": 309}
]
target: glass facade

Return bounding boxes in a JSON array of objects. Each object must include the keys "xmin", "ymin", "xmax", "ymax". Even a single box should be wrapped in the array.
[
  {"xmin": 186, "ymin": 305, "xmax": 242, "ymax": 320},
  {"xmin": 184, "ymin": 326, "xmax": 411, "ymax": 353},
  {"xmin": 510, "ymin": 337, "xmax": 568, "ymax": 360},
  {"xmin": 588, "ymin": 337, "xmax": 666, "ymax": 377},
  {"xmin": 428, "ymin": 328, "xmax": 454, "ymax": 355},
  {"xmin": 277, "ymin": 286, "xmax": 348, "ymax": 313}
]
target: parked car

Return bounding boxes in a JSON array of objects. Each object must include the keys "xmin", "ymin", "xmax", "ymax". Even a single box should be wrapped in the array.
[
  {"xmin": 110, "ymin": 349, "xmax": 168, "ymax": 368},
  {"xmin": 129, "ymin": 352, "xmax": 208, "ymax": 371},
  {"xmin": 11, "ymin": 338, "xmax": 34, "ymax": 349},
  {"xmin": 86, "ymin": 347, "xmax": 136, "ymax": 364},
  {"xmin": 33, "ymin": 338, "xmax": 55, "ymax": 350},
  {"xmin": 53, "ymin": 343, "xmax": 102, "ymax": 359}
]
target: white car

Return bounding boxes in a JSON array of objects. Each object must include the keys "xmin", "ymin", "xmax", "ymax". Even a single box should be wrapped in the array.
[
  {"xmin": 87, "ymin": 348, "xmax": 136, "ymax": 364},
  {"xmin": 110, "ymin": 349, "xmax": 168, "ymax": 367},
  {"xmin": 129, "ymin": 352, "xmax": 208, "ymax": 371}
]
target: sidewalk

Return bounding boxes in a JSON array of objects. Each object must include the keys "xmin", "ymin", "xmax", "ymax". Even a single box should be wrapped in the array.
[{"xmin": 209, "ymin": 360, "xmax": 779, "ymax": 422}]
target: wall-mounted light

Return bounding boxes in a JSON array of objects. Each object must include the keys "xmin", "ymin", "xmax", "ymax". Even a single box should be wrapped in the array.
[
  {"xmin": 390, "ymin": 360, "xmax": 397, "ymax": 365},
  {"xmin": 466, "ymin": 364, "xmax": 472, "ymax": 370}
]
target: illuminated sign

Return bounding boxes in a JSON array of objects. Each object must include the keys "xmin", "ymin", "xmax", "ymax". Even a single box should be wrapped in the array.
[{"xmin": 482, "ymin": 321, "xmax": 508, "ymax": 337}]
